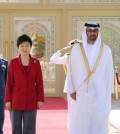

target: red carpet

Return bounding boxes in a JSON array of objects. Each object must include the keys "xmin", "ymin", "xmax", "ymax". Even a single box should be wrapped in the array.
[{"xmin": 3, "ymin": 97, "xmax": 68, "ymax": 134}]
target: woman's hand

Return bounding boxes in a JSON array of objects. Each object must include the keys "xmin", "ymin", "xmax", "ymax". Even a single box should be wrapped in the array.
[
  {"xmin": 5, "ymin": 102, "xmax": 11, "ymax": 110},
  {"xmin": 37, "ymin": 101, "xmax": 43, "ymax": 108},
  {"xmin": 70, "ymin": 92, "xmax": 76, "ymax": 100}
]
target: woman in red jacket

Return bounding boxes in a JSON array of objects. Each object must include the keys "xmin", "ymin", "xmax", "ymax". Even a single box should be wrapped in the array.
[{"xmin": 5, "ymin": 34, "xmax": 44, "ymax": 134}]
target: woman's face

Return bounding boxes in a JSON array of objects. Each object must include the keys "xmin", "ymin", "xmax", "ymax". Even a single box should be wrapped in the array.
[{"xmin": 18, "ymin": 42, "xmax": 31, "ymax": 56}]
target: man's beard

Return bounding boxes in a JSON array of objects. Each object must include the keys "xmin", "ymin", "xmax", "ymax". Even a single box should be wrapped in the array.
[{"xmin": 89, "ymin": 35, "xmax": 97, "ymax": 41}]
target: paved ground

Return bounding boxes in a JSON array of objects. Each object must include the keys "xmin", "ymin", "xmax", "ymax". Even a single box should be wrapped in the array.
[{"xmin": 109, "ymin": 98, "xmax": 120, "ymax": 134}]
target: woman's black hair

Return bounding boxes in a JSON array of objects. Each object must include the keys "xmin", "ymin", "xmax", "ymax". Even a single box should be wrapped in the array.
[{"xmin": 17, "ymin": 34, "xmax": 32, "ymax": 47}]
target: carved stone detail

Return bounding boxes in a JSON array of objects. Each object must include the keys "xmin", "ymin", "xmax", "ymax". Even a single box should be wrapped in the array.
[{"xmin": 49, "ymin": 0, "xmax": 120, "ymax": 3}]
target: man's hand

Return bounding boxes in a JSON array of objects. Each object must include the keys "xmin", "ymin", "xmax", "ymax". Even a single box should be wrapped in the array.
[
  {"xmin": 37, "ymin": 101, "xmax": 43, "ymax": 108},
  {"xmin": 5, "ymin": 102, "xmax": 11, "ymax": 110},
  {"xmin": 59, "ymin": 46, "xmax": 71, "ymax": 55},
  {"xmin": 70, "ymin": 92, "xmax": 76, "ymax": 100}
]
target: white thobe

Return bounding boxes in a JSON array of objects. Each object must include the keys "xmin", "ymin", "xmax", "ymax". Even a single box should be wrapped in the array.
[
  {"xmin": 50, "ymin": 51, "xmax": 76, "ymax": 129},
  {"xmin": 66, "ymin": 43, "xmax": 114, "ymax": 134}
]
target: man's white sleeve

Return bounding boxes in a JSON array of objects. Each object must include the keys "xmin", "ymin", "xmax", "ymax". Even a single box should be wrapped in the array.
[{"xmin": 50, "ymin": 50, "xmax": 67, "ymax": 65}]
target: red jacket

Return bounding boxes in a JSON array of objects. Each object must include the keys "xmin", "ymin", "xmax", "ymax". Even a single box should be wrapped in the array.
[{"xmin": 5, "ymin": 55, "xmax": 44, "ymax": 110}]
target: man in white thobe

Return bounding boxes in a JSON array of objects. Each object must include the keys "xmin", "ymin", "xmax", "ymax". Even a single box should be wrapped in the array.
[
  {"xmin": 50, "ymin": 39, "xmax": 81, "ymax": 130},
  {"xmin": 67, "ymin": 22, "xmax": 114, "ymax": 134}
]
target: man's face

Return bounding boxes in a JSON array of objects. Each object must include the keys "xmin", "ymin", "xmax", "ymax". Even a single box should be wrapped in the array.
[{"xmin": 86, "ymin": 28, "xmax": 99, "ymax": 42}]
